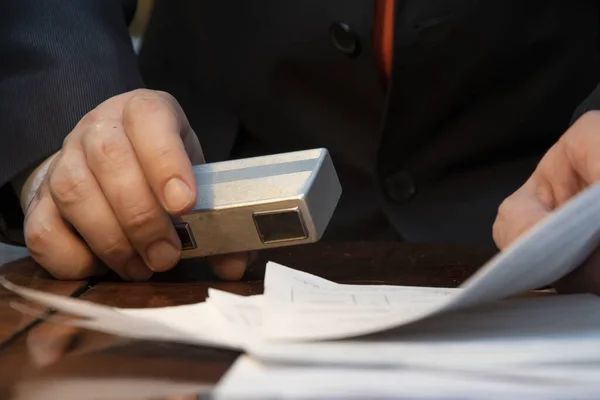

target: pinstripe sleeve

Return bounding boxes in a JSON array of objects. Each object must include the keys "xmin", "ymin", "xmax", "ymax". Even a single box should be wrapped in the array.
[{"xmin": 0, "ymin": 0, "xmax": 144, "ymax": 245}]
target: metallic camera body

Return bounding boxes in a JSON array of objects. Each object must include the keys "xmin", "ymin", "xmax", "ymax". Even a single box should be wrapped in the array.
[{"xmin": 173, "ymin": 148, "xmax": 342, "ymax": 259}]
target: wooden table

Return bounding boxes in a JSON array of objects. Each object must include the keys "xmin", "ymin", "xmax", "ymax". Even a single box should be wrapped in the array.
[{"xmin": 0, "ymin": 241, "xmax": 497, "ymax": 399}]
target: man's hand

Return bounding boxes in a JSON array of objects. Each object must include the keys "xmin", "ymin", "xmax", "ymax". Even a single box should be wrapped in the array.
[
  {"xmin": 493, "ymin": 110, "xmax": 600, "ymax": 293},
  {"xmin": 21, "ymin": 89, "xmax": 249, "ymax": 281}
]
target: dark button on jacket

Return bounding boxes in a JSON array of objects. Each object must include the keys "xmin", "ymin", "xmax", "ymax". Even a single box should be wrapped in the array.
[
  {"xmin": 384, "ymin": 171, "xmax": 416, "ymax": 201},
  {"xmin": 330, "ymin": 22, "xmax": 360, "ymax": 57}
]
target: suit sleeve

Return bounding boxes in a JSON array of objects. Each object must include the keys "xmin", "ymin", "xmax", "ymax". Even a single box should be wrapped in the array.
[{"xmin": 0, "ymin": 0, "xmax": 144, "ymax": 245}]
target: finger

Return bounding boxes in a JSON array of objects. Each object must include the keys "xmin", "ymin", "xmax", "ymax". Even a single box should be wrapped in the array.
[
  {"xmin": 559, "ymin": 110, "xmax": 600, "ymax": 186},
  {"xmin": 493, "ymin": 184, "xmax": 551, "ymax": 249},
  {"xmin": 24, "ymin": 184, "xmax": 97, "ymax": 280},
  {"xmin": 122, "ymin": 91, "xmax": 199, "ymax": 215},
  {"xmin": 506, "ymin": 113, "xmax": 600, "ymax": 216},
  {"xmin": 81, "ymin": 119, "xmax": 181, "ymax": 273},
  {"xmin": 48, "ymin": 148, "xmax": 151, "ymax": 281},
  {"xmin": 530, "ymin": 144, "xmax": 580, "ymax": 207},
  {"xmin": 208, "ymin": 252, "xmax": 250, "ymax": 281}
]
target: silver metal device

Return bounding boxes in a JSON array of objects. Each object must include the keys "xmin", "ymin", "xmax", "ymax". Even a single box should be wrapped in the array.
[{"xmin": 173, "ymin": 148, "xmax": 342, "ymax": 259}]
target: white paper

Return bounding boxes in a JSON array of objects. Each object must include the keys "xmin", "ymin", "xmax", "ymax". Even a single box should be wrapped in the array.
[
  {"xmin": 0, "ymin": 266, "xmax": 462, "ymax": 348},
  {"xmin": 214, "ymin": 356, "xmax": 600, "ymax": 400},
  {"xmin": 4, "ymin": 265, "xmax": 600, "ymax": 372},
  {"xmin": 248, "ymin": 294, "xmax": 600, "ymax": 368},
  {"xmin": 205, "ymin": 289, "xmax": 263, "ymax": 332},
  {"xmin": 260, "ymin": 263, "xmax": 458, "ymax": 341},
  {"xmin": 118, "ymin": 301, "xmax": 242, "ymax": 348},
  {"xmin": 257, "ymin": 181, "xmax": 600, "ymax": 341},
  {"xmin": 4, "ymin": 263, "xmax": 600, "ymax": 371}
]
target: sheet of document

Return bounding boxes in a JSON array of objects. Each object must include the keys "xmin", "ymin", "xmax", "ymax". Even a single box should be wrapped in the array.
[
  {"xmin": 202, "ymin": 279, "xmax": 600, "ymax": 369},
  {"xmin": 247, "ymin": 293, "xmax": 600, "ymax": 368},
  {"xmin": 213, "ymin": 355, "xmax": 600, "ymax": 400},
  {"xmin": 6, "ymin": 276, "xmax": 600, "ymax": 371},
  {"xmin": 0, "ymin": 266, "xmax": 460, "ymax": 349},
  {"xmin": 4, "ymin": 266, "xmax": 600, "ymax": 370},
  {"xmin": 259, "ymin": 181, "xmax": 600, "ymax": 341},
  {"xmin": 260, "ymin": 262, "xmax": 461, "ymax": 340}
]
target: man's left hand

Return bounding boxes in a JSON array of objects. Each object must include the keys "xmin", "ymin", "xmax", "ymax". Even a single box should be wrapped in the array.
[{"xmin": 493, "ymin": 110, "xmax": 600, "ymax": 294}]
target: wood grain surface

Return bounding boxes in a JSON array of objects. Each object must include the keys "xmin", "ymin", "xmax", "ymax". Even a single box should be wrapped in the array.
[
  {"xmin": 0, "ymin": 241, "xmax": 498, "ymax": 399},
  {"xmin": 0, "ymin": 244, "xmax": 87, "ymax": 348}
]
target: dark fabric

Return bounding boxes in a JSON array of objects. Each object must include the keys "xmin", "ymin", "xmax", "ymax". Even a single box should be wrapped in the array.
[
  {"xmin": 138, "ymin": 0, "xmax": 393, "ymax": 241},
  {"xmin": 377, "ymin": 1, "xmax": 600, "ymax": 243},
  {"xmin": 2, "ymin": 0, "xmax": 600, "ymax": 246},
  {"xmin": 0, "ymin": 0, "xmax": 144, "ymax": 244}
]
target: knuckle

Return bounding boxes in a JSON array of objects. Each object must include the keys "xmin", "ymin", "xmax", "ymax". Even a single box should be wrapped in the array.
[
  {"xmin": 126, "ymin": 91, "xmax": 169, "ymax": 115},
  {"xmin": 87, "ymin": 117, "xmax": 120, "ymax": 136},
  {"xmin": 79, "ymin": 108, "xmax": 105, "ymax": 127},
  {"xmin": 123, "ymin": 206, "xmax": 164, "ymax": 234},
  {"xmin": 80, "ymin": 110, "xmax": 122, "ymax": 137},
  {"xmin": 48, "ymin": 158, "xmax": 89, "ymax": 207},
  {"xmin": 87, "ymin": 129, "xmax": 130, "ymax": 165},
  {"xmin": 24, "ymin": 217, "xmax": 97, "ymax": 280},
  {"xmin": 130, "ymin": 88, "xmax": 177, "ymax": 105},
  {"xmin": 24, "ymin": 220, "xmax": 52, "ymax": 255},
  {"xmin": 155, "ymin": 91, "xmax": 178, "ymax": 107},
  {"xmin": 129, "ymin": 88, "xmax": 158, "ymax": 98},
  {"xmin": 95, "ymin": 237, "xmax": 133, "ymax": 263},
  {"xmin": 98, "ymin": 134, "xmax": 129, "ymax": 162},
  {"xmin": 47, "ymin": 266, "xmax": 91, "ymax": 281}
]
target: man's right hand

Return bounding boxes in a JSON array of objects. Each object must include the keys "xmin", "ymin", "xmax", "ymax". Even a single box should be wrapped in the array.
[{"xmin": 21, "ymin": 89, "xmax": 249, "ymax": 281}]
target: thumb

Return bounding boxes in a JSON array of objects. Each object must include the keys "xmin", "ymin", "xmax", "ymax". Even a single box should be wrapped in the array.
[{"xmin": 207, "ymin": 252, "xmax": 255, "ymax": 281}]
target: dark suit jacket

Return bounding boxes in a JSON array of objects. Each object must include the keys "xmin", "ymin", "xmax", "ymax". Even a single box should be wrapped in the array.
[{"xmin": 1, "ymin": 0, "xmax": 600, "ymax": 246}]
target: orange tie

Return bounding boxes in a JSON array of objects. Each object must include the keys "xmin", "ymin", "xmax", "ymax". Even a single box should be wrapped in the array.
[{"xmin": 374, "ymin": 0, "xmax": 395, "ymax": 82}]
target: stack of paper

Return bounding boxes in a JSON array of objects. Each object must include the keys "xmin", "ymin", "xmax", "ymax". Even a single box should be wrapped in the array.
[{"xmin": 5, "ymin": 181, "xmax": 600, "ymax": 398}]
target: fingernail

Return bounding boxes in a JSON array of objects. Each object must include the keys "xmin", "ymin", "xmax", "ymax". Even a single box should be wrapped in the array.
[
  {"xmin": 146, "ymin": 240, "xmax": 180, "ymax": 272},
  {"xmin": 125, "ymin": 257, "xmax": 154, "ymax": 281},
  {"xmin": 163, "ymin": 178, "xmax": 193, "ymax": 212}
]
